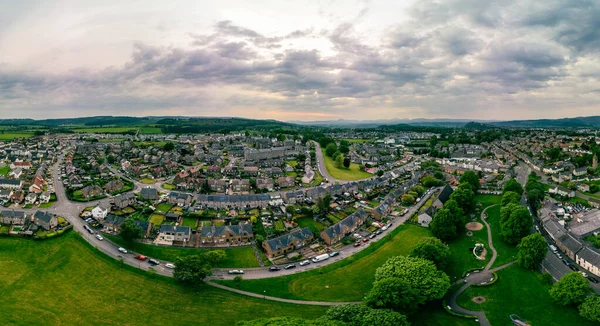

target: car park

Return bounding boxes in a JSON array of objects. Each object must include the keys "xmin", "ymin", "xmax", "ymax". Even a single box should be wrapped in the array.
[
  {"xmin": 284, "ymin": 264, "xmax": 296, "ymax": 270},
  {"xmin": 228, "ymin": 270, "xmax": 244, "ymax": 274},
  {"xmin": 149, "ymin": 259, "xmax": 160, "ymax": 266},
  {"xmin": 118, "ymin": 247, "xmax": 128, "ymax": 254},
  {"xmin": 329, "ymin": 251, "xmax": 340, "ymax": 257},
  {"xmin": 95, "ymin": 234, "xmax": 104, "ymax": 241},
  {"xmin": 299, "ymin": 260, "xmax": 310, "ymax": 266},
  {"xmin": 269, "ymin": 266, "xmax": 281, "ymax": 272}
]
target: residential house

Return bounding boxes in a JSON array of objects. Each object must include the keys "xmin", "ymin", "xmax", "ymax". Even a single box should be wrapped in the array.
[
  {"xmin": 576, "ymin": 247, "xmax": 600, "ymax": 277},
  {"xmin": 0, "ymin": 210, "xmax": 26, "ymax": 225},
  {"xmin": 320, "ymin": 209, "xmax": 368, "ymax": 245},
  {"xmin": 256, "ymin": 178, "xmax": 274, "ymax": 190},
  {"xmin": 157, "ymin": 225, "xmax": 191, "ymax": 244},
  {"xmin": 82, "ymin": 185, "xmax": 103, "ymax": 198},
  {"xmin": 573, "ymin": 167, "xmax": 588, "ymax": 177},
  {"xmin": 168, "ymin": 192, "xmax": 192, "ymax": 207},
  {"xmin": 103, "ymin": 214, "xmax": 126, "ymax": 233},
  {"xmin": 10, "ymin": 161, "xmax": 32, "ymax": 170},
  {"xmin": 556, "ymin": 233, "xmax": 583, "ymax": 260},
  {"xmin": 140, "ymin": 187, "xmax": 158, "ymax": 201},
  {"xmin": 10, "ymin": 191, "xmax": 24, "ymax": 204},
  {"xmin": 263, "ymin": 227, "xmax": 314, "ymax": 257},
  {"xmin": 28, "ymin": 174, "xmax": 45, "ymax": 194},
  {"xmin": 417, "ymin": 206, "xmax": 436, "ymax": 227},
  {"xmin": 277, "ymin": 176, "xmax": 295, "ymax": 188},
  {"xmin": 25, "ymin": 193, "xmax": 37, "ymax": 205},
  {"xmin": 39, "ymin": 191, "xmax": 51, "ymax": 203},
  {"xmin": 92, "ymin": 205, "xmax": 110, "ymax": 220},
  {"xmin": 0, "ymin": 189, "xmax": 12, "ymax": 201},
  {"xmin": 34, "ymin": 211, "xmax": 57, "ymax": 231},
  {"xmin": 231, "ymin": 179, "xmax": 250, "ymax": 193},
  {"xmin": 105, "ymin": 179, "xmax": 124, "ymax": 193},
  {"xmin": 9, "ymin": 168, "xmax": 22, "ymax": 179},
  {"xmin": 200, "ymin": 223, "xmax": 254, "ymax": 245},
  {"xmin": 113, "ymin": 193, "xmax": 136, "ymax": 209},
  {"xmin": 432, "ymin": 185, "xmax": 454, "ymax": 208},
  {"xmin": 165, "ymin": 212, "xmax": 180, "ymax": 223},
  {"xmin": 0, "ymin": 178, "xmax": 23, "ymax": 189}
]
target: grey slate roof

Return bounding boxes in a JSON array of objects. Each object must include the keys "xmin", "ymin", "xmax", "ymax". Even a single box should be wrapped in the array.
[{"xmin": 264, "ymin": 227, "xmax": 313, "ymax": 252}]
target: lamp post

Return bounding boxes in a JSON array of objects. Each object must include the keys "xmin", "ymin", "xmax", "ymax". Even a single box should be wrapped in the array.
[{"xmin": 263, "ymin": 290, "xmax": 266, "ymax": 299}]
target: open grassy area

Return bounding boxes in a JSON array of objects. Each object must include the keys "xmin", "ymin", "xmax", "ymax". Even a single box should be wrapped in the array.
[
  {"xmin": 0, "ymin": 166, "xmax": 9, "ymax": 175},
  {"xmin": 0, "ymin": 233, "xmax": 326, "ymax": 325},
  {"xmin": 105, "ymin": 234, "xmax": 261, "ymax": 268},
  {"xmin": 216, "ymin": 224, "xmax": 432, "ymax": 302},
  {"xmin": 341, "ymin": 138, "xmax": 371, "ymax": 144},
  {"xmin": 156, "ymin": 203, "xmax": 174, "ymax": 212},
  {"xmin": 286, "ymin": 160, "xmax": 298, "ymax": 167},
  {"xmin": 162, "ymin": 183, "xmax": 176, "ymax": 190},
  {"xmin": 73, "ymin": 127, "xmax": 138, "ymax": 133},
  {"xmin": 182, "ymin": 217, "xmax": 198, "ymax": 228},
  {"xmin": 139, "ymin": 126, "xmax": 163, "ymax": 134},
  {"xmin": 457, "ymin": 265, "xmax": 596, "ymax": 326},
  {"xmin": 0, "ymin": 132, "xmax": 34, "ymax": 140},
  {"xmin": 485, "ymin": 205, "xmax": 519, "ymax": 268},
  {"xmin": 149, "ymin": 213, "xmax": 165, "ymax": 225},
  {"xmin": 296, "ymin": 216, "xmax": 327, "ymax": 234},
  {"xmin": 321, "ymin": 149, "xmax": 372, "ymax": 180},
  {"xmin": 140, "ymin": 178, "xmax": 155, "ymax": 184}
]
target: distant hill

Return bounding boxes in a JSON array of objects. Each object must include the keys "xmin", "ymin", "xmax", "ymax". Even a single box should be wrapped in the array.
[
  {"xmin": 490, "ymin": 116, "xmax": 600, "ymax": 128},
  {"xmin": 291, "ymin": 118, "xmax": 496, "ymax": 127}
]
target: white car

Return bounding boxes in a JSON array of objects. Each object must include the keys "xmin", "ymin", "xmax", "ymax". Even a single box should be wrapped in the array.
[
  {"xmin": 299, "ymin": 260, "xmax": 310, "ymax": 266},
  {"xmin": 95, "ymin": 234, "xmax": 104, "ymax": 241},
  {"xmin": 165, "ymin": 263, "xmax": 175, "ymax": 269},
  {"xmin": 228, "ymin": 270, "xmax": 244, "ymax": 275},
  {"xmin": 118, "ymin": 247, "xmax": 128, "ymax": 254}
]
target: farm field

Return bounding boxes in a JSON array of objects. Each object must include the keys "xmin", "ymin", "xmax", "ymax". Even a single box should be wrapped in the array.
[
  {"xmin": 0, "ymin": 234, "xmax": 326, "ymax": 325},
  {"xmin": 73, "ymin": 127, "xmax": 137, "ymax": 133},
  {"xmin": 0, "ymin": 132, "xmax": 34, "ymax": 140},
  {"xmin": 105, "ymin": 235, "xmax": 260, "ymax": 268},
  {"xmin": 216, "ymin": 224, "xmax": 431, "ymax": 302},
  {"xmin": 321, "ymin": 149, "xmax": 372, "ymax": 181}
]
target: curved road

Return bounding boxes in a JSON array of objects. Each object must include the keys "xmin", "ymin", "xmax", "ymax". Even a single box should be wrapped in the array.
[{"xmin": 312, "ymin": 141, "xmax": 373, "ymax": 184}]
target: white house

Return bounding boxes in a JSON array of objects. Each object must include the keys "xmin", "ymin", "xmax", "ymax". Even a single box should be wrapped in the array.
[{"xmin": 91, "ymin": 205, "xmax": 109, "ymax": 219}]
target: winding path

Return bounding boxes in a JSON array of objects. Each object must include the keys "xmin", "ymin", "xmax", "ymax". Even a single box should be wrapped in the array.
[{"xmin": 446, "ymin": 204, "xmax": 515, "ymax": 326}]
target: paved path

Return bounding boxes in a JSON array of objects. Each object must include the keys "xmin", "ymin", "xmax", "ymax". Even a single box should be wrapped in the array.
[
  {"xmin": 206, "ymin": 281, "xmax": 361, "ymax": 306},
  {"xmin": 446, "ymin": 204, "xmax": 514, "ymax": 326}
]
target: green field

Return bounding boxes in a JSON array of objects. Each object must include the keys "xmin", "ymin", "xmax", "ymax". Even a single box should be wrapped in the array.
[
  {"xmin": 149, "ymin": 213, "xmax": 165, "ymax": 225},
  {"xmin": 0, "ymin": 233, "xmax": 326, "ymax": 325},
  {"xmin": 105, "ymin": 235, "xmax": 261, "ymax": 268},
  {"xmin": 295, "ymin": 216, "xmax": 326, "ymax": 234},
  {"xmin": 73, "ymin": 127, "xmax": 138, "ymax": 133},
  {"xmin": 0, "ymin": 132, "xmax": 34, "ymax": 140},
  {"xmin": 98, "ymin": 138, "xmax": 125, "ymax": 143},
  {"xmin": 140, "ymin": 178, "xmax": 155, "ymax": 184},
  {"xmin": 182, "ymin": 217, "xmax": 198, "ymax": 228},
  {"xmin": 139, "ymin": 126, "xmax": 163, "ymax": 134},
  {"xmin": 321, "ymin": 149, "xmax": 372, "ymax": 181},
  {"xmin": 0, "ymin": 166, "xmax": 9, "ymax": 176},
  {"xmin": 156, "ymin": 203, "xmax": 174, "ymax": 212},
  {"xmin": 341, "ymin": 138, "xmax": 371, "ymax": 144},
  {"xmin": 485, "ymin": 205, "xmax": 519, "ymax": 268},
  {"xmin": 216, "ymin": 224, "xmax": 432, "ymax": 302},
  {"xmin": 457, "ymin": 266, "xmax": 596, "ymax": 326}
]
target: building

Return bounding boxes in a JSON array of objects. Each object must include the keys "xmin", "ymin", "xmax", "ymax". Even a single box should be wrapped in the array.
[
  {"xmin": 168, "ymin": 192, "xmax": 192, "ymax": 207},
  {"xmin": 569, "ymin": 210, "xmax": 600, "ymax": 238},
  {"xmin": 0, "ymin": 178, "xmax": 23, "ymax": 189},
  {"xmin": 277, "ymin": 176, "xmax": 295, "ymax": 188},
  {"xmin": 0, "ymin": 210, "xmax": 27, "ymax": 225},
  {"xmin": 432, "ymin": 185, "xmax": 454, "ymax": 209},
  {"xmin": 140, "ymin": 187, "xmax": 158, "ymax": 201},
  {"xmin": 263, "ymin": 227, "xmax": 314, "ymax": 257},
  {"xmin": 200, "ymin": 223, "xmax": 254, "ymax": 245},
  {"xmin": 103, "ymin": 214, "xmax": 126, "ymax": 232},
  {"xmin": 320, "ymin": 209, "xmax": 368, "ymax": 245},
  {"xmin": 576, "ymin": 247, "xmax": 600, "ymax": 277},
  {"xmin": 556, "ymin": 233, "xmax": 583, "ymax": 260},
  {"xmin": 573, "ymin": 167, "xmax": 588, "ymax": 177},
  {"xmin": 417, "ymin": 206, "xmax": 436, "ymax": 227},
  {"xmin": 113, "ymin": 193, "xmax": 136, "ymax": 209},
  {"xmin": 157, "ymin": 225, "xmax": 191, "ymax": 244},
  {"xmin": 92, "ymin": 205, "xmax": 110, "ymax": 220},
  {"xmin": 34, "ymin": 211, "xmax": 57, "ymax": 231}
]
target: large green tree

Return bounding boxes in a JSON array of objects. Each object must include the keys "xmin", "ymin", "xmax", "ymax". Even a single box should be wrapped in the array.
[
  {"xmin": 325, "ymin": 143, "xmax": 338, "ymax": 157},
  {"xmin": 173, "ymin": 255, "xmax": 213, "ymax": 285},
  {"xmin": 517, "ymin": 233, "xmax": 547, "ymax": 270},
  {"xmin": 579, "ymin": 295, "xmax": 600, "ymax": 322},
  {"xmin": 374, "ymin": 255, "xmax": 450, "ymax": 301},
  {"xmin": 503, "ymin": 178, "xmax": 524, "ymax": 196},
  {"xmin": 238, "ymin": 317, "xmax": 344, "ymax": 326},
  {"xmin": 322, "ymin": 304, "xmax": 409, "ymax": 326},
  {"xmin": 430, "ymin": 208, "xmax": 458, "ymax": 241},
  {"xmin": 549, "ymin": 272, "xmax": 591, "ymax": 306},
  {"xmin": 401, "ymin": 194, "xmax": 414, "ymax": 205},
  {"xmin": 449, "ymin": 184, "xmax": 474, "ymax": 211},
  {"xmin": 409, "ymin": 237, "xmax": 451, "ymax": 269},
  {"xmin": 365, "ymin": 278, "xmax": 422, "ymax": 315},
  {"xmin": 459, "ymin": 170, "xmax": 480, "ymax": 191},
  {"xmin": 499, "ymin": 203, "xmax": 532, "ymax": 245},
  {"xmin": 119, "ymin": 218, "xmax": 144, "ymax": 243},
  {"xmin": 501, "ymin": 191, "xmax": 521, "ymax": 207},
  {"xmin": 443, "ymin": 199, "xmax": 465, "ymax": 230}
]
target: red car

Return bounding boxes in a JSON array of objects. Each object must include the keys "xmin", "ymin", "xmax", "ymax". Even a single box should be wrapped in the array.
[
  {"xmin": 354, "ymin": 242, "xmax": 361, "ymax": 247},
  {"xmin": 134, "ymin": 254, "xmax": 147, "ymax": 261},
  {"xmin": 362, "ymin": 238, "xmax": 370, "ymax": 243}
]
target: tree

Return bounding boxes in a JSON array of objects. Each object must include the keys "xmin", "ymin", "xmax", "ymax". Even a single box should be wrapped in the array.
[
  {"xmin": 343, "ymin": 156, "xmax": 351, "ymax": 168},
  {"xmin": 579, "ymin": 295, "xmax": 600, "ymax": 322},
  {"xmin": 322, "ymin": 304, "xmax": 408, "ymax": 326},
  {"xmin": 238, "ymin": 316, "xmax": 344, "ymax": 326},
  {"xmin": 335, "ymin": 154, "xmax": 344, "ymax": 168},
  {"xmin": 434, "ymin": 171, "xmax": 444, "ymax": 180},
  {"xmin": 360, "ymin": 308, "xmax": 410, "ymax": 326},
  {"xmin": 430, "ymin": 208, "xmax": 458, "ymax": 241},
  {"xmin": 233, "ymin": 275, "xmax": 243, "ymax": 288},
  {"xmin": 339, "ymin": 144, "xmax": 350, "ymax": 155},
  {"xmin": 449, "ymin": 184, "xmax": 474, "ymax": 211},
  {"xmin": 409, "ymin": 237, "xmax": 451, "ymax": 269},
  {"xmin": 401, "ymin": 194, "xmax": 414, "ymax": 205},
  {"xmin": 550, "ymin": 272, "xmax": 591, "ymax": 306},
  {"xmin": 173, "ymin": 255, "xmax": 213, "ymax": 285},
  {"xmin": 374, "ymin": 255, "xmax": 450, "ymax": 302},
  {"xmin": 517, "ymin": 233, "xmax": 547, "ymax": 270},
  {"xmin": 365, "ymin": 278, "xmax": 422, "ymax": 314},
  {"xmin": 501, "ymin": 191, "xmax": 521, "ymax": 207},
  {"xmin": 107, "ymin": 155, "xmax": 116, "ymax": 164},
  {"xmin": 377, "ymin": 170, "xmax": 384, "ymax": 177},
  {"xmin": 421, "ymin": 175, "xmax": 444, "ymax": 187},
  {"xmin": 499, "ymin": 203, "xmax": 532, "ymax": 245},
  {"xmin": 255, "ymin": 234, "xmax": 265, "ymax": 244},
  {"xmin": 119, "ymin": 218, "xmax": 144, "ymax": 242},
  {"xmin": 204, "ymin": 250, "xmax": 226, "ymax": 265},
  {"xmin": 443, "ymin": 199, "xmax": 465, "ymax": 230},
  {"xmin": 459, "ymin": 170, "xmax": 480, "ymax": 191},
  {"xmin": 325, "ymin": 143, "xmax": 338, "ymax": 157},
  {"xmin": 163, "ymin": 142, "xmax": 175, "ymax": 151},
  {"xmin": 503, "ymin": 178, "xmax": 524, "ymax": 196}
]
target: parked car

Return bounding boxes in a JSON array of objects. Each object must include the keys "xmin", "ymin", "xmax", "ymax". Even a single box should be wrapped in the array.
[
  {"xmin": 329, "ymin": 251, "xmax": 340, "ymax": 257},
  {"xmin": 581, "ymin": 272, "xmax": 589, "ymax": 278},
  {"xmin": 299, "ymin": 260, "xmax": 310, "ymax": 266},
  {"xmin": 369, "ymin": 234, "xmax": 376, "ymax": 239},
  {"xmin": 149, "ymin": 259, "xmax": 160, "ymax": 266},
  {"xmin": 555, "ymin": 252, "xmax": 562, "ymax": 259},
  {"xmin": 375, "ymin": 230, "xmax": 382, "ymax": 235},
  {"xmin": 562, "ymin": 259, "xmax": 569, "ymax": 266},
  {"xmin": 569, "ymin": 264, "xmax": 579, "ymax": 271},
  {"xmin": 95, "ymin": 234, "xmax": 104, "ymax": 241},
  {"xmin": 354, "ymin": 242, "xmax": 361, "ymax": 247},
  {"xmin": 228, "ymin": 270, "xmax": 244, "ymax": 274},
  {"xmin": 284, "ymin": 264, "xmax": 296, "ymax": 270},
  {"xmin": 135, "ymin": 254, "xmax": 147, "ymax": 261},
  {"xmin": 588, "ymin": 276, "xmax": 599, "ymax": 284},
  {"xmin": 269, "ymin": 266, "xmax": 281, "ymax": 272},
  {"xmin": 165, "ymin": 263, "xmax": 175, "ymax": 269},
  {"xmin": 118, "ymin": 247, "xmax": 128, "ymax": 254}
]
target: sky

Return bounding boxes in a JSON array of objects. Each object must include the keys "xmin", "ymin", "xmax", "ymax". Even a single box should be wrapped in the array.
[{"xmin": 1, "ymin": 0, "xmax": 600, "ymax": 121}]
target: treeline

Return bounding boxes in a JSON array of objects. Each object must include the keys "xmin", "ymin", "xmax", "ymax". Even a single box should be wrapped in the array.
[{"xmin": 158, "ymin": 117, "xmax": 299, "ymax": 134}]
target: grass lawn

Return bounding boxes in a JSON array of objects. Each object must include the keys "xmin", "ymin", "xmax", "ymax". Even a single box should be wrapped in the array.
[
  {"xmin": 149, "ymin": 214, "xmax": 165, "ymax": 225},
  {"xmin": 321, "ymin": 149, "xmax": 372, "ymax": 181},
  {"xmin": 285, "ymin": 171, "xmax": 297, "ymax": 177},
  {"xmin": 162, "ymin": 183, "xmax": 176, "ymax": 190},
  {"xmin": 296, "ymin": 217, "xmax": 326, "ymax": 234},
  {"xmin": 0, "ymin": 233, "xmax": 326, "ymax": 325},
  {"xmin": 274, "ymin": 220, "xmax": 285, "ymax": 232},
  {"xmin": 286, "ymin": 160, "xmax": 298, "ymax": 167},
  {"xmin": 0, "ymin": 166, "xmax": 9, "ymax": 176},
  {"xmin": 182, "ymin": 217, "xmax": 198, "ymax": 228},
  {"xmin": 156, "ymin": 203, "xmax": 174, "ymax": 212},
  {"xmin": 105, "ymin": 235, "xmax": 261, "ymax": 268},
  {"xmin": 485, "ymin": 205, "xmax": 519, "ymax": 268},
  {"xmin": 0, "ymin": 132, "xmax": 34, "ymax": 140},
  {"xmin": 140, "ymin": 178, "xmax": 155, "ymax": 184},
  {"xmin": 457, "ymin": 266, "xmax": 596, "ymax": 326},
  {"xmin": 216, "ymin": 224, "xmax": 432, "ymax": 302}
]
